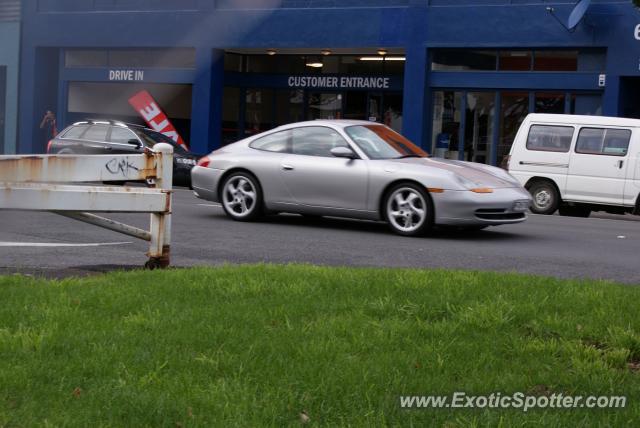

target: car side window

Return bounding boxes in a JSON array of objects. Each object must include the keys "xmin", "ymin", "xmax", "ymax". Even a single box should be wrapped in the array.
[
  {"xmin": 250, "ymin": 130, "xmax": 290, "ymax": 153},
  {"xmin": 576, "ymin": 128, "xmax": 631, "ymax": 157},
  {"xmin": 82, "ymin": 125, "xmax": 109, "ymax": 142},
  {"xmin": 292, "ymin": 126, "xmax": 349, "ymax": 157},
  {"xmin": 61, "ymin": 125, "xmax": 89, "ymax": 139},
  {"xmin": 525, "ymin": 125, "xmax": 574, "ymax": 153},
  {"xmin": 110, "ymin": 127, "xmax": 138, "ymax": 144}
]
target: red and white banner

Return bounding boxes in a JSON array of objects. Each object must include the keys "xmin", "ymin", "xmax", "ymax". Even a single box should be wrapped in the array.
[{"xmin": 128, "ymin": 90, "xmax": 188, "ymax": 150}]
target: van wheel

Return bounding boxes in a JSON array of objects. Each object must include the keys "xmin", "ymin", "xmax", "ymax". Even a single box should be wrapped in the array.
[
  {"xmin": 558, "ymin": 205, "xmax": 591, "ymax": 218},
  {"xmin": 528, "ymin": 181, "xmax": 559, "ymax": 215}
]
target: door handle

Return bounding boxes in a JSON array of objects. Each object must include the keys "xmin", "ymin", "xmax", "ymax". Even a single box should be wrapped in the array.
[
  {"xmin": 617, "ymin": 160, "xmax": 624, "ymax": 169},
  {"xmin": 281, "ymin": 164, "xmax": 294, "ymax": 171}
]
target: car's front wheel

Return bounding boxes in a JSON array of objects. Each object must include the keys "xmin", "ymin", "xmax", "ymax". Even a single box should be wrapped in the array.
[
  {"xmin": 220, "ymin": 172, "xmax": 263, "ymax": 221},
  {"xmin": 384, "ymin": 183, "xmax": 433, "ymax": 236}
]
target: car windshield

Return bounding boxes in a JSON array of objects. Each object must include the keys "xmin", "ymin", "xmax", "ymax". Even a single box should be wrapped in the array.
[
  {"xmin": 134, "ymin": 128, "xmax": 189, "ymax": 154},
  {"xmin": 345, "ymin": 125, "xmax": 428, "ymax": 160}
]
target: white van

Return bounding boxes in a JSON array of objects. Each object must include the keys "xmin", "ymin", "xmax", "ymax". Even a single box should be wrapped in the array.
[{"xmin": 507, "ymin": 113, "xmax": 640, "ymax": 217}]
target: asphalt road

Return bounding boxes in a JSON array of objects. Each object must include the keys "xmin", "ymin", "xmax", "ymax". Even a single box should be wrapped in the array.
[{"xmin": 1, "ymin": 187, "xmax": 638, "ymax": 284}]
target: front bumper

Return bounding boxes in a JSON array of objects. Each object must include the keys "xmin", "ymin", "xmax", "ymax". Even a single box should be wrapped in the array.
[
  {"xmin": 432, "ymin": 187, "xmax": 532, "ymax": 226},
  {"xmin": 191, "ymin": 166, "xmax": 224, "ymax": 202}
]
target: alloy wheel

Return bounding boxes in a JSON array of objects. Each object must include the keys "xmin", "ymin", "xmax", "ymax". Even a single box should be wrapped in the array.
[{"xmin": 386, "ymin": 187, "xmax": 428, "ymax": 233}]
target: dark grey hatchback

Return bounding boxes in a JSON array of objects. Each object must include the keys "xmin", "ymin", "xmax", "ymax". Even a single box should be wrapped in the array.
[{"xmin": 47, "ymin": 120, "xmax": 198, "ymax": 186}]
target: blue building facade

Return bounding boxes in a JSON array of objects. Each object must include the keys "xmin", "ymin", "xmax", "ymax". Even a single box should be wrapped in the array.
[{"xmin": 16, "ymin": 0, "xmax": 640, "ymax": 166}]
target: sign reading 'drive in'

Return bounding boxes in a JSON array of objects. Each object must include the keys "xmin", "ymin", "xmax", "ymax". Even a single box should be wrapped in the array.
[
  {"xmin": 109, "ymin": 69, "xmax": 145, "ymax": 81},
  {"xmin": 128, "ymin": 90, "xmax": 188, "ymax": 149}
]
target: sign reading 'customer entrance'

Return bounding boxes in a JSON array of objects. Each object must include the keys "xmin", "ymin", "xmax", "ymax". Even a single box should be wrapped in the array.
[{"xmin": 287, "ymin": 76, "xmax": 391, "ymax": 89}]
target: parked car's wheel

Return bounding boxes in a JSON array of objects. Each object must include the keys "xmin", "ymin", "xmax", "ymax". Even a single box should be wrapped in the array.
[
  {"xmin": 220, "ymin": 172, "xmax": 263, "ymax": 221},
  {"xmin": 384, "ymin": 183, "xmax": 433, "ymax": 236},
  {"xmin": 558, "ymin": 205, "xmax": 591, "ymax": 218},
  {"xmin": 528, "ymin": 181, "xmax": 559, "ymax": 215}
]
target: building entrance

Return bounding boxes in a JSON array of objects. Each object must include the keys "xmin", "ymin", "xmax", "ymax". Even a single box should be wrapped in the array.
[{"xmin": 620, "ymin": 77, "xmax": 640, "ymax": 119}]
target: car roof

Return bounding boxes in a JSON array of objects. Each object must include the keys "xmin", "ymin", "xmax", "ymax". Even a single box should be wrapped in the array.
[
  {"xmin": 70, "ymin": 119, "xmax": 151, "ymax": 131},
  {"xmin": 272, "ymin": 119, "xmax": 383, "ymax": 131},
  {"xmin": 526, "ymin": 113, "xmax": 640, "ymax": 128}
]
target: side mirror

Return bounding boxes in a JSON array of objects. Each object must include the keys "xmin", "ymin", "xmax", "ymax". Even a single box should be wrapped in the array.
[
  {"xmin": 330, "ymin": 146, "xmax": 357, "ymax": 159},
  {"xmin": 127, "ymin": 139, "xmax": 143, "ymax": 149}
]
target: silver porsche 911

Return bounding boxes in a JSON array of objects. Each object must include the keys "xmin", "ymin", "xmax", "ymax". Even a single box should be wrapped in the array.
[{"xmin": 191, "ymin": 120, "xmax": 531, "ymax": 236}]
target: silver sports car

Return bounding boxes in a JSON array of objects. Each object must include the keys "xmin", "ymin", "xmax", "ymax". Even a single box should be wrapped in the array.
[{"xmin": 191, "ymin": 120, "xmax": 531, "ymax": 236}]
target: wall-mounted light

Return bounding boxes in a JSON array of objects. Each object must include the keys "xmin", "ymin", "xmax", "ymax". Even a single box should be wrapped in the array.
[
  {"xmin": 266, "ymin": 49, "xmax": 277, "ymax": 56},
  {"xmin": 305, "ymin": 62, "xmax": 324, "ymax": 68},
  {"xmin": 377, "ymin": 49, "xmax": 388, "ymax": 56},
  {"xmin": 359, "ymin": 56, "xmax": 405, "ymax": 61},
  {"xmin": 321, "ymin": 49, "xmax": 331, "ymax": 56}
]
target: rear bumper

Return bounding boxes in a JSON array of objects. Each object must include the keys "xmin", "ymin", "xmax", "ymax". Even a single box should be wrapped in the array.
[
  {"xmin": 191, "ymin": 166, "xmax": 224, "ymax": 202},
  {"xmin": 432, "ymin": 187, "xmax": 532, "ymax": 226}
]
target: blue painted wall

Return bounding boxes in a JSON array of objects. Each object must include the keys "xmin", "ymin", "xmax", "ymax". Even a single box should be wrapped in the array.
[
  {"xmin": 0, "ymin": 21, "xmax": 20, "ymax": 154},
  {"xmin": 17, "ymin": 0, "xmax": 640, "ymax": 154}
]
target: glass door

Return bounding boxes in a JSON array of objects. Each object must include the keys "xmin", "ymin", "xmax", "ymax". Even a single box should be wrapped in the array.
[{"xmin": 307, "ymin": 92, "xmax": 343, "ymax": 120}]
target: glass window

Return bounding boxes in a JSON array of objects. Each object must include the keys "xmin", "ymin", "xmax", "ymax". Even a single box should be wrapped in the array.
[
  {"xmin": 577, "ymin": 49, "xmax": 607, "ymax": 72},
  {"xmin": 82, "ymin": 125, "xmax": 109, "ymax": 142},
  {"xmin": 533, "ymin": 51, "xmax": 578, "ymax": 72},
  {"xmin": 307, "ymin": 93, "xmax": 342, "ymax": 120},
  {"xmin": 275, "ymin": 90, "xmax": 304, "ymax": 126},
  {"xmin": 431, "ymin": 91, "xmax": 462, "ymax": 159},
  {"xmin": 61, "ymin": 124, "xmax": 90, "ymax": 139},
  {"xmin": 133, "ymin": 128, "xmax": 188, "ymax": 154},
  {"xmin": 431, "ymin": 50, "xmax": 497, "ymax": 71},
  {"xmin": 499, "ymin": 51, "xmax": 532, "ymax": 71},
  {"xmin": 383, "ymin": 93, "xmax": 403, "ymax": 133},
  {"xmin": 576, "ymin": 128, "xmax": 631, "ymax": 156},
  {"xmin": 65, "ymin": 50, "xmax": 108, "ymax": 68},
  {"xmin": 345, "ymin": 125, "xmax": 427, "ymax": 160},
  {"xmin": 499, "ymin": 92, "xmax": 529, "ymax": 164},
  {"xmin": 570, "ymin": 94, "xmax": 602, "ymax": 116},
  {"xmin": 535, "ymin": 92, "xmax": 565, "ymax": 114},
  {"xmin": 224, "ymin": 53, "xmax": 243, "ymax": 72},
  {"xmin": 292, "ymin": 126, "xmax": 349, "ymax": 157},
  {"xmin": 222, "ymin": 87, "xmax": 240, "ymax": 145},
  {"xmin": 464, "ymin": 92, "xmax": 495, "ymax": 164},
  {"xmin": 245, "ymin": 88, "xmax": 274, "ymax": 136},
  {"xmin": 526, "ymin": 125, "xmax": 574, "ymax": 153},
  {"xmin": 108, "ymin": 49, "xmax": 195, "ymax": 69},
  {"xmin": 250, "ymin": 130, "xmax": 290, "ymax": 153},
  {"xmin": 110, "ymin": 127, "xmax": 137, "ymax": 144}
]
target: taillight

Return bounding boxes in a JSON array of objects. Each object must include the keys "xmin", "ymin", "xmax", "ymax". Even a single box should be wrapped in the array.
[
  {"xmin": 197, "ymin": 156, "xmax": 210, "ymax": 168},
  {"xmin": 46, "ymin": 140, "xmax": 54, "ymax": 153}
]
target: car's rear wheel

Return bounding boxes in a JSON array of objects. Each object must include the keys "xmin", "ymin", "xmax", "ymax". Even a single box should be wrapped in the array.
[
  {"xmin": 221, "ymin": 172, "xmax": 263, "ymax": 221},
  {"xmin": 384, "ymin": 183, "xmax": 433, "ymax": 236},
  {"xmin": 528, "ymin": 181, "xmax": 559, "ymax": 215}
]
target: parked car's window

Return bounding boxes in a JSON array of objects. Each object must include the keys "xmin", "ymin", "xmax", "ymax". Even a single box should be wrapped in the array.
[
  {"xmin": 250, "ymin": 130, "xmax": 290, "ymax": 153},
  {"xmin": 133, "ymin": 128, "xmax": 189, "ymax": 154},
  {"xmin": 292, "ymin": 127, "xmax": 350, "ymax": 157},
  {"xmin": 82, "ymin": 125, "xmax": 109, "ymax": 142},
  {"xmin": 61, "ymin": 125, "xmax": 89, "ymax": 139},
  {"xmin": 345, "ymin": 125, "xmax": 427, "ymax": 159},
  {"xmin": 525, "ymin": 125, "xmax": 574, "ymax": 153},
  {"xmin": 110, "ymin": 127, "xmax": 138, "ymax": 144},
  {"xmin": 576, "ymin": 128, "xmax": 631, "ymax": 156}
]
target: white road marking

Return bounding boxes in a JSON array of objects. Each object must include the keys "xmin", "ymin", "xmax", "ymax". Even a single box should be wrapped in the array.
[
  {"xmin": 197, "ymin": 203, "xmax": 221, "ymax": 207},
  {"xmin": 0, "ymin": 241, "xmax": 132, "ymax": 247}
]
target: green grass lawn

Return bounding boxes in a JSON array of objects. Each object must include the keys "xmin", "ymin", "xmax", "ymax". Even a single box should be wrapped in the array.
[{"xmin": 1, "ymin": 265, "xmax": 640, "ymax": 427}]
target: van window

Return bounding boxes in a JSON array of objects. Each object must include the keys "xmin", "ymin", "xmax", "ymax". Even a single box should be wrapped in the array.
[
  {"xmin": 526, "ymin": 125, "xmax": 574, "ymax": 153},
  {"xmin": 576, "ymin": 128, "xmax": 631, "ymax": 156}
]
